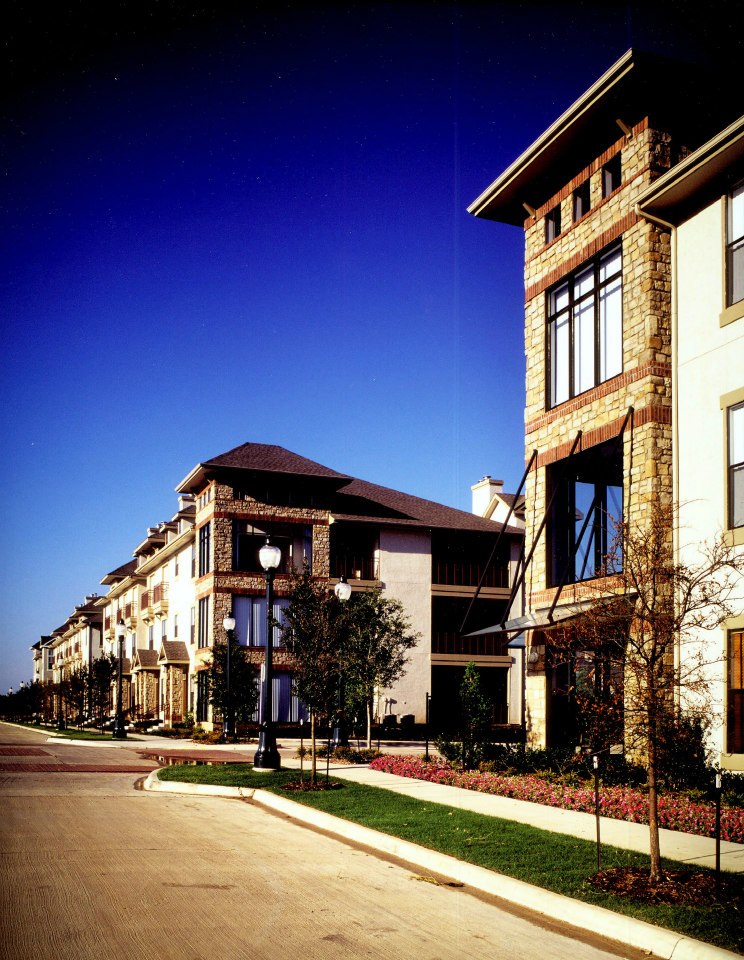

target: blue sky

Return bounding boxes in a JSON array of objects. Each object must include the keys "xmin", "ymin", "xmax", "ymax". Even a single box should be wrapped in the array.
[{"xmin": 0, "ymin": 2, "xmax": 736, "ymax": 690}]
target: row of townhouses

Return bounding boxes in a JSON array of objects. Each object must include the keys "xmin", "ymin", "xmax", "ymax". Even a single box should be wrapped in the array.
[
  {"xmin": 31, "ymin": 50, "xmax": 743, "ymax": 769},
  {"xmin": 31, "ymin": 443, "xmax": 525, "ymax": 734}
]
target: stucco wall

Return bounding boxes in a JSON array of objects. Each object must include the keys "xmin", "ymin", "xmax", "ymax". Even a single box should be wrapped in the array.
[{"xmin": 375, "ymin": 528, "xmax": 432, "ymax": 723}]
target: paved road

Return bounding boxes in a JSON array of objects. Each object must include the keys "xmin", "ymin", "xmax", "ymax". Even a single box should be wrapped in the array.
[{"xmin": 1, "ymin": 726, "xmax": 644, "ymax": 960}]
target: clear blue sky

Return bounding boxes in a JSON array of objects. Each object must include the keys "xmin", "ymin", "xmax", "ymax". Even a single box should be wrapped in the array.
[{"xmin": 1, "ymin": 1, "xmax": 736, "ymax": 691}]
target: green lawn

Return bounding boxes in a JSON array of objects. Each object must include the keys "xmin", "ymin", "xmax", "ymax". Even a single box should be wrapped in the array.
[{"xmin": 156, "ymin": 763, "xmax": 743, "ymax": 954}]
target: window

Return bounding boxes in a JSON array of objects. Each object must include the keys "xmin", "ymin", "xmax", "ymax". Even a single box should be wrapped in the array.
[
  {"xmin": 729, "ymin": 631, "xmax": 744, "ymax": 753},
  {"xmin": 173, "ymin": 613, "xmax": 179, "ymax": 639},
  {"xmin": 174, "ymin": 552, "xmax": 179, "ymax": 577},
  {"xmin": 198, "ymin": 522, "xmax": 211, "ymax": 577},
  {"xmin": 727, "ymin": 181, "xmax": 744, "ymax": 307},
  {"xmin": 602, "ymin": 154, "xmax": 621, "ymax": 198},
  {"xmin": 545, "ymin": 205, "xmax": 561, "ymax": 243},
  {"xmin": 190, "ymin": 607, "xmax": 195, "ymax": 644},
  {"xmin": 729, "ymin": 402, "xmax": 744, "ymax": 528},
  {"xmin": 198, "ymin": 597, "xmax": 210, "ymax": 648},
  {"xmin": 148, "ymin": 624, "xmax": 154, "ymax": 650},
  {"xmin": 572, "ymin": 180, "xmax": 590, "ymax": 221},
  {"xmin": 161, "ymin": 620, "xmax": 167, "ymax": 643},
  {"xmin": 196, "ymin": 671, "xmax": 209, "ymax": 723},
  {"xmin": 233, "ymin": 522, "xmax": 310, "ymax": 574},
  {"xmin": 547, "ymin": 438, "xmax": 624, "ymax": 587},
  {"xmin": 547, "ymin": 244, "xmax": 622, "ymax": 407},
  {"xmin": 191, "ymin": 545, "xmax": 196, "ymax": 579},
  {"xmin": 233, "ymin": 595, "xmax": 290, "ymax": 647}
]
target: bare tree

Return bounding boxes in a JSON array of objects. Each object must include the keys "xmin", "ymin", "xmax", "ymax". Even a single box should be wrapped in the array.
[{"xmin": 559, "ymin": 502, "xmax": 744, "ymax": 881}]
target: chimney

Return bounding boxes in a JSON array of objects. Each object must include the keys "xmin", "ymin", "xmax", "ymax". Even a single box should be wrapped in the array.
[{"xmin": 471, "ymin": 476, "xmax": 503, "ymax": 516}]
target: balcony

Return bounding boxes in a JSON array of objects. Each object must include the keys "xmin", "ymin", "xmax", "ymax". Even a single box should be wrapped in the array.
[
  {"xmin": 431, "ymin": 558, "xmax": 508, "ymax": 589},
  {"xmin": 432, "ymin": 631, "xmax": 509, "ymax": 658},
  {"xmin": 140, "ymin": 590, "xmax": 153, "ymax": 623},
  {"xmin": 330, "ymin": 553, "xmax": 380, "ymax": 582},
  {"xmin": 124, "ymin": 599, "xmax": 138, "ymax": 630},
  {"xmin": 152, "ymin": 582, "xmax": 169, "ymax": 618}
]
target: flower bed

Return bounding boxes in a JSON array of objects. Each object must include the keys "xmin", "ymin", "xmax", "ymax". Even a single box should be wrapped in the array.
[{"xmin": 369, "ymin": 755, "xmax": 744, "ymax": 844}]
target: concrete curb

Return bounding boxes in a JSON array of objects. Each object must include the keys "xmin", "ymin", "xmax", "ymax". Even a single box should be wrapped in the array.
[{"xmin": 142, "ymin": 770, "xmax": 739, "ymax": 960}]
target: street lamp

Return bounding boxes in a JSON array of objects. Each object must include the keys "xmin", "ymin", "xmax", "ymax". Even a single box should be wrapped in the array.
[
  {"xmin": 331, "ymin": 577, "xmax": 352, "ymax": 749},
  {"xmin": 56, "ymin": 660, "xmax": 65, "ymax": 731},
  {"xmin": 112, "ymin": 619, "xmax": 127, "ymax": 739},
  {"xmin": 222, "ymin": 611, "xmax": 236, "ymax": 742},
  {"xmin": 254, "ymin": 538, "xmax": 282, "ymax": 770}
]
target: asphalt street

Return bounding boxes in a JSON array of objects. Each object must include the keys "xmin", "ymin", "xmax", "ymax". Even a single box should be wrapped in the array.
[{"xmin": 0, "ymin": 725, "xmax": 645, "ymax": 960}]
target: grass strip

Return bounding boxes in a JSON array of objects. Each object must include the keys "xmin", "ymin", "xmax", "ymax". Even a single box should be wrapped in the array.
[{"xmin": 156, "ymin": 763, "xmax": 742, "ymax": 953}]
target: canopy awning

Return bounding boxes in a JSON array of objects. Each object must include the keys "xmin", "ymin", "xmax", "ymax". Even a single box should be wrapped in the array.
[{"xmin": 464, "ymin": 595, "xmax": 632, "ymax": 637}]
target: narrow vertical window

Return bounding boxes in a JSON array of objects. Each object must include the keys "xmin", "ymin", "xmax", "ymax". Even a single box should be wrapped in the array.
[
  {"xmin": 198, "ymin": 522, "xmax": 211, "ymax": 577},
  {"xmin": 198, "ymin": 597, "xmax": 210, "ymax": 648},
  {"xmin": 727, "ymin": 181, "xmax": 744, "ymax": 306},
  {"xmin": 572, "ymin": 180, "xmax": 590, "ymax": 221},
  {"xmin": 190, "ymin": 607, "xmax": 195, "ymax": 644},
  {"xmin": 728, "ymin": 631, "xmax": 744, "ymax": 753},
  {"xmin": 545, "ymin": 205, "xmax": 561, "ymax": 243},
  {"xmin": 729, "ymin": 402, "xmax": 744, "ymax": 528},
  {"xmin": 602, "ymin": 154, "xmax": 621, "ymax": 198}
]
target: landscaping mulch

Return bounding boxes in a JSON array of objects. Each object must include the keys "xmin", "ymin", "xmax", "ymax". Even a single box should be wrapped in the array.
[{"xmin": 590, "ymin": 866, "xmax": 744, "ymax": 907}]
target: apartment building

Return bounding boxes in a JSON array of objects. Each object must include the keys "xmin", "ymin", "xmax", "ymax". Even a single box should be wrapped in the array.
[
  {"xmin": 38, "ymin": 444, "xmax": 523, "ymax": 733},
  {"xmin": 636, "ymin": 116, "xmax": 744, "ymax": 768},
  {"xmin": 469, "ymin": 50, "xmax": 742, "ymax": 754},
  {"xmin": 173, "ymin": 442, "xmax": 523, "ymax": 731}
]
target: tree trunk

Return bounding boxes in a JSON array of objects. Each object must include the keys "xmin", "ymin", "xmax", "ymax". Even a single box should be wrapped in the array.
[
  {"xmin": 366, "ymin": 698, "xmax": 373, "ymax": 749},
  {"xmin": 647, "ymin": 736, "xmax": 663, "ymax": 882},
  {"xmin": 310, "ymin": 712, "xmax": 317, "ymax": 787}
]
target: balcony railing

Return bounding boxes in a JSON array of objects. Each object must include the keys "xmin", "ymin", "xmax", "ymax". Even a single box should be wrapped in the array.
[
  {"xmin": 432, "ymin": 631, "xmax": 509, "ymax": 658},
  {"xmin": 124, "ymin": 600, "xmax": 138, "ymax": 620},
  {"xmin": 431, "ymin": 560, "xmax": 508, "ymax": 589},
  {"xmin": 153, "ymin": 583, "xmax": 168, "ymax": 604},
  {"xmin": 330, "ymin": 555, "xmax": 380, "ymax": 581}
]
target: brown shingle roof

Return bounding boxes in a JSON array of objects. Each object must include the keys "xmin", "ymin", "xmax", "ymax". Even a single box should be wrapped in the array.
[
  {"xmin": 101, "ymin": 559, "xmax": 139, "ymax": 585},
  {"xmin": 159, "ymin": 641, "xmax": 190, "ymax": 664},
  {"xmin": 132, "ymin": 649, "xmax": 159, "ymax": 669}
]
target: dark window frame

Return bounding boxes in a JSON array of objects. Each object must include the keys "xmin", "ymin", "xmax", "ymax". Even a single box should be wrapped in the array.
[
  {"xmin": 729, "ymin": 401, "xmax": 744, "ymax": 529},
  {"xmin": 545, "ymin": 205, "xmax": 561, "ymax": 243},
  {"xmin": 197, "ymin": 596, "xmax": 210, "ymax": 649},
  {"xmin": 727, "ymin": 180, "xmax": 744, "ymax": 307},
  {"xmin": 198, "ymin": 522, "xmax": 211, "ymax": 577},
  {"xmin": 546, "ymin": 243, "xmax": 623, "ymax": 409},
  {"xmin": 728, "ymin": 630, "xmax": 744, "ymax": 753},
  {"xmin": 602, "ymin": 154, "xmax": 622, "ymax": 198},
  {"xmin": 572, "ymin": 180, "xmax": 591, "ymax": 221}
]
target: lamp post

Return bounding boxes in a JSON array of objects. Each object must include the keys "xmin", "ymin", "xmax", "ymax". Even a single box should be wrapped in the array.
[
  {"xmin": 254, "ymin": 539, "xmax": 282, "ymax": 770},
  {"xmin": 112, "ymin": 619, "xmax": 127, "ymax": 739},
  {"xmin": 56, "ymin": 661, "xmax": 65, "ymax": 731},
  {"xmin": 222, "ymin": 611, "xmax": 236, "ymax": 742},
  {"xmin": 331, "ymin": 577, "xmax": 352, "ymax": 750}
]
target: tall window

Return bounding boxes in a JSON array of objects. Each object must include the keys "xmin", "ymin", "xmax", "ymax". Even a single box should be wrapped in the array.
[
  {"xmin": 729, "ymin": 631, "xmax": 744, "ymax": 753},
  {"xmin": 196, "ymin": 671, "xmax": 209, "ymax": 723},
  {"xmin": 729, "ymin": 402, "xmax": 744, "ymax": 528},
  {"xmin": 602, "ymin": 154, "xmax": 621, "ymax": 198},
  {"xmin": 547, "ymin": 438, "xmax": 624, "ymax": 587},
  {"xmin": 572, "ymin": 180, "xmax": 590, "ymax": 221},
  {"xmin": 727, "ymin": 181, "xmax": 744, "ymax": 307},
  {"xmin": 198, "ymin": 597, "xmax": 210, "ymax": 648},
  {"xmin": 233, "ymin": 595, "xmax": 289, "ymax": 647},
  {"xmin": 547, "ymin": 244, "xmax": 623, "ymax": 407},
  {"xmin": 190, "ymin": 607, "xmax": 195, "ymax": 644},
  {"xmin": 198, "ymin": 522, "xmax": 211, "ymax": 577},
  {"xmin": 545, "ymin": 205, "xmax": 561, "ymax": 243}
]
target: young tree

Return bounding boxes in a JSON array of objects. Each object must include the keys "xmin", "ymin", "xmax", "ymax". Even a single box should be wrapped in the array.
[
  {"xmin": 280, "ymin": 566, "xmax": 344, "ymax": 785},
  {"xmin": 207, "ymin": 635, "xmax": 261, "ymax": 738},
  {"xmin": 90, "ymin": 653, "xmax": 117, "ymax": 731},
  {"xmin": 566, "ymin": 501, "xmax": 744, "ymax": 882},
  {"xmin": 459, "ymin": 661, "xmax": 493, "ymax": 771},
  {"xmin": 67, "ymin": 664, "xmax": 90, "ymax": 728},
  {"xmin": 343, "ymin": 589, "xmax": 419, "ymax": 747}
]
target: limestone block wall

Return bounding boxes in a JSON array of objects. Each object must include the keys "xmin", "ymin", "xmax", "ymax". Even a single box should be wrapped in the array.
[{"xmin": 516, "ymin": 119, "xmax": 679, "ymax": 746}]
